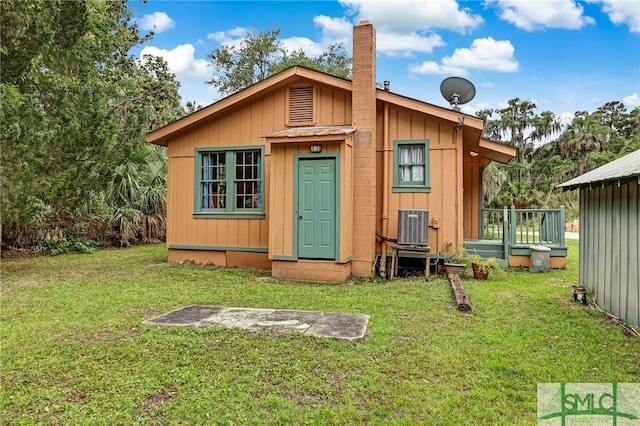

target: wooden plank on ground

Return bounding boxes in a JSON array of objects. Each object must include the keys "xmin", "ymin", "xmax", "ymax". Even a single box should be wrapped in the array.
[{"xmin": 448, "ymin": 273, "xmax": 472, "ymax": 311}]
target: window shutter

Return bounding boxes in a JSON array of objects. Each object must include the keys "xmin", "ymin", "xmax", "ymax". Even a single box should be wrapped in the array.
[{"xmin": 289, "ymin": 86, "xmax": 313, "ymax": 124}]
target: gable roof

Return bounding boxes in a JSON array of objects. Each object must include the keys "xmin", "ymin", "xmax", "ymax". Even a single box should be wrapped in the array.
[
  {"xmin": 558, "ymin": 149, "xmax": 640, "ymax": 191},
  {"xmin": 146, "ymin": 65, "xmax": 514, "ymax": 164},
  {"xmin": 147, "ymin": 66, "xmax": 351, "ymax": 146}
]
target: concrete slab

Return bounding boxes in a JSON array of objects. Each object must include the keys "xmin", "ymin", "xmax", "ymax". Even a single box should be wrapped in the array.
[
  {"xmin": 304, "ymin": 313, "xmax": 370, "ymax": 340},
  {"xmin": 143, "ymin": 305, "xmax": 369, "ymax": 341}
]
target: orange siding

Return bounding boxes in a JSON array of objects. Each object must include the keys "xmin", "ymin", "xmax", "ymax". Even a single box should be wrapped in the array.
[
  {"xmin": 378, "ymin": 105, "xmax": 463, "ymax": 255},
  {"xmin": 340, "ymin": 138, "xmax": 354, "ymax": 262},
  {"xmin": 269, "ymin": 141, "xmax": 348, "ymax": 260},
  {"xmin": 463, "ymin": 153, "xmax": 484, "ymax": 239},
  {"xmin": 163, "ymin": 74, "xmax": 479, "ymax": 273},
  {"xmin": 164, "ymin": 79, "xmax": 352, "ymax": 262},
  {"xmin": 317, "ymin": 86, "xmax": 352, "ymax": 125}
]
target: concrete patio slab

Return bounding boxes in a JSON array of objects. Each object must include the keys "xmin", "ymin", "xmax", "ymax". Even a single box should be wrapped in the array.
[{"xmin": 143, "ymin": 305, "xmax": 369, "ymax": 341}]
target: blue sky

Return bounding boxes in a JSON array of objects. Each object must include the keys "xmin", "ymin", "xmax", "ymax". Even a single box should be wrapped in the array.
[{"xmin": 130, "ymin": 0, "xmax": 640, "ymax": 122}]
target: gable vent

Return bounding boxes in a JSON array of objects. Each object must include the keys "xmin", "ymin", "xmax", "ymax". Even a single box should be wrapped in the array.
[{"xmin": 289, "ymin": 86, "xmax": 314, "ymax": 125}]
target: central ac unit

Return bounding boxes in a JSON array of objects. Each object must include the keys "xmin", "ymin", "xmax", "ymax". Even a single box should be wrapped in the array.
[{"xmin": 397, "ymin": 209, "xmax": 429, "ymax": 246}]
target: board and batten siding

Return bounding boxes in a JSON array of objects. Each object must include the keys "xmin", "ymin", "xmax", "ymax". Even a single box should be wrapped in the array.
[
  {"xmin": 268, "ymin": 139, "xmax": 352, "ymax": 262},
  {"xmin": 165, "ymin": 94, "xmax": 276, "ymax": 253},
  {"xmin": 463, "ymin": 153, "xmax": 484, "ymax": 240},
  {"xmin": 580, "ymin": 180, "xmax": 639, "ymax": 327},
  {"xmin": 376, "ymin": 105, "xmax": 463, "ymax": 254},
  {"xmin": 165, "ymin": 80, "xmax": 352, "ymax": 265}
]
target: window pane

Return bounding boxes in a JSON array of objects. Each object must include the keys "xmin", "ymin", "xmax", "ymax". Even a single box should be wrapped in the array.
[
  {"xmin": 399, "ymin": 145, "xmax": 424, "ymax": 183},
  {"xmin": 201, "ymin": 152, "xmax": 226, "ymax": 209},
  {"xmin": 234, "ymin": 150, "xmax": 261, "ymax": 209}
]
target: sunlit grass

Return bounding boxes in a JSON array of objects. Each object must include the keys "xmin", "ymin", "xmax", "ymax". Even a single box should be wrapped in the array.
[{"xmin": 2, "ymin": 240, "xmax": 638, "ymax": 424}]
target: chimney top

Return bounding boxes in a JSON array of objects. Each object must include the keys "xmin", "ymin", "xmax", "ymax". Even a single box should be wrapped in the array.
[
  {"xmin": 383, "ymin": 81, "xmax": 390, "ymax": 91},
  {"xmin": 358, "ymin": 20, "xmax": 371, "ymax": 25}
]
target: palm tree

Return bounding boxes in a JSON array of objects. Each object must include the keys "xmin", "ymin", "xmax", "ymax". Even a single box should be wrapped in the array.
[
  {"xmin": 560, "ymin": 111, "xmax": 609, "ymax": 175},
  {"xmin": 97, "ymin": 144, "xmax": 167, "ymax": 246},
  {"xmin": 493, "ymin": 99, "xmax": 562, "ymax": 177}
]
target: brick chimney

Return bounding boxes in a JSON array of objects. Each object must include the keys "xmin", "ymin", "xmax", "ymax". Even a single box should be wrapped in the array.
[{"xmin": 351, "ymin": 21, "xmax": 377, "ymax": 275}]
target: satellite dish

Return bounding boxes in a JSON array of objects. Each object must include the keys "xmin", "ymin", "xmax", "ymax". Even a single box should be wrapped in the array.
[{"xmin": 440, "ymin": 77, "xmax": 476, "ymax": 111}]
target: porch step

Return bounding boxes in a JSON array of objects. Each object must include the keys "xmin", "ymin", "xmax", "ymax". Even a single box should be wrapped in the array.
[{"xmin": 464, "ymin": 240, "xmax": 505, "ymax": 261}]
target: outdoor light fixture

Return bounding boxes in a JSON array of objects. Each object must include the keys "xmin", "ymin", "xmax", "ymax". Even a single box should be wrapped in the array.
[
  {"xmin": 470, "ymin": 150, "xmax": 480, "ymax": 157},
  {"xmin": 310, "ymin": 144, "xmax": 322, "ymax": 153}
]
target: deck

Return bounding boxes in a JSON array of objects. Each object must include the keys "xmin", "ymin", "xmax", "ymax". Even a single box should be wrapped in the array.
[{"xmin": 465, "ymin": 206, "xmax": 568, "ymax": 267}]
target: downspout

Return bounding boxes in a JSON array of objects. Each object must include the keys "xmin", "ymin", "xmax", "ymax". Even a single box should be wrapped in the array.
[
  {"xmin": 456, "ymin": 124, "xmax": 465, "ymax": 253},
  {"xmin": 380, "ymin": 102, "xmax": 390, "ymax": 277}
]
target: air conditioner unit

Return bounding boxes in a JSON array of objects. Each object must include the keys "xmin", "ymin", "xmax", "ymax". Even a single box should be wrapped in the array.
[{"xmin": 397, "ymin": 209, "xmax": 429, "ymax": 246}]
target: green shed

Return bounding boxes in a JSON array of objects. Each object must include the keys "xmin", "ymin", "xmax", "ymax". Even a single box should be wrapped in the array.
[{"xmin": 558, "ymin": 149, "xmax": 640, "ymax": 328}]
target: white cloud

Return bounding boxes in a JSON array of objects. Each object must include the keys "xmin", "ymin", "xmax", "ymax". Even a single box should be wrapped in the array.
[
  {"xmin": 140, "ymin": 44, "xmax": 209, "ymax": 81},
  {"xmin": 314, "ymin": 15, "xmax": 352, "ymax": 46},
  {"xmin": 558, "ymin": 111, "xmax": 575, "ymax": 128},
  {"xmin": 206, "ymin": 17, "xmax": 351, "ymax": 61},
  {"xmin": 378, "ymin": 31, "xmax": 446, "ymax": 57},
  {"xmin": 590, "ymin": 0, "xmax": 640, "ymax": 32},
  {"xmin": 281, "ymin": 16, "xmax": 352, "ymax": 58},
  {"xmin": 409, "ymin": 37, "xmax": 519, "ymax": 75},
  {"xmin": 339, "ymin": 0, "xmax": 482, "ymax": 56},
  {"xmin": 486, "ymin": 0, "xmax": 595, "ymax": 31},
  {"xmin": 408, "ymin": 60, "xmax": 467, "ymax": 76},
  {"xmin": 207, "ymin": 26, "xmax": 248, "ymax": 45},
  {"xmin": 281, "ymin": 36, "xmax": 325, "ymax": 57},
  {"xmin": 139, "ymin": 12, "xmax": 175, "ymax": 33},
  {"xmin": 623, "ymin": 92, "xmax": 640, "ymax": 107},
  {"xmin": 340, "ymin": 0, "xmax": 483, "ymax": 34}
]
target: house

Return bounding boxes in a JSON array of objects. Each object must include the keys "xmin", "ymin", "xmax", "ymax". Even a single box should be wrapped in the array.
[
  {"xmin": 558, "ymin": 149, "xmax": 640, "ymax": 327},
  {"xmin": 147, "ymin": 21, "xmax": 516, "ymax": 282}
]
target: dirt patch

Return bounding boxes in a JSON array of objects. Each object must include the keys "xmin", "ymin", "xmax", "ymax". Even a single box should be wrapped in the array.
[{"xmin": 141, "ymin": 386, "xmax": 177, "ymax": 415}]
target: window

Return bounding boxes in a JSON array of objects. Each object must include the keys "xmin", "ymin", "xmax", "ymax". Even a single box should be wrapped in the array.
[
  {"xmin": 393, "ymin": 139, "xmax": 431, "ymax": 192},
  {"xmin": 196, "ymin": 146, "xmax": 264, "ymax": 216}
]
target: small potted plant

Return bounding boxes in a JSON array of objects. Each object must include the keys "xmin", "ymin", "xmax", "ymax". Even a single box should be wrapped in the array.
[
  {"xmin": 443, "ymin": 249, "xmax": 466, "ymax": 277},
  {"xmin": 465, "ymin": 253, "xmax": 500, "ymax": 280}
]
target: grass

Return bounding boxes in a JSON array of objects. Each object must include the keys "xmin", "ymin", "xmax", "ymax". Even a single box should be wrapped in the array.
[{"xmin": 2, "ymin": 240, "xmax": 638, "ymax": 425}]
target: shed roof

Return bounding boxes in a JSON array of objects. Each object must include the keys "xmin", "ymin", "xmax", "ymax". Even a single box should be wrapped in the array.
[
  {"xmin": 264, "ymin": 125, "xmax": 356, "ymax": 138},
  {"xmin": 557, "ymin": 149, "xmax": 640, "ymax": 190}
]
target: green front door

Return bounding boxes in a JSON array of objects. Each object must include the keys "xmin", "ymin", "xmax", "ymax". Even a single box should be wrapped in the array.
[{"xmin": 298, "ymin": 158, "xmax": 336, "ymax": 259}]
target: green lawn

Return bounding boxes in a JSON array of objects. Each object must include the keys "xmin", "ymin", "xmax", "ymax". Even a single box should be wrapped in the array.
[{"xmin": 2, "ymin": 240, "xmax": 638, "ymax": 425}]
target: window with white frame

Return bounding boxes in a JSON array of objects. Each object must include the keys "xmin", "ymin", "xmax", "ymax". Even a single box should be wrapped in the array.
[
  {"xmin": 393, "ymin": 139, "xmax": 431, "ymax": 192},
  {"xmin": 196, "ymin": 147, "xmax": 264, "ymax": 216}
]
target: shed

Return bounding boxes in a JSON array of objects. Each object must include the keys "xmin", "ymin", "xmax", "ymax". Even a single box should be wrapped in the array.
[{"xmin": 558, "ymin": 149, "xmax": 640, "ymax": 327}]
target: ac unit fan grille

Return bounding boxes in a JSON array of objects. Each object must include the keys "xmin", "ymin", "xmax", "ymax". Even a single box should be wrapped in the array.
[{"xmin": 397, "ymin": 209, "xmax": 428, "ymax": 246}]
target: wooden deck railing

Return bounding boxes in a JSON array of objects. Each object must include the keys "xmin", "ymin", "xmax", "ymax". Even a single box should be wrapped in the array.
[{"xmin": 480, "ymin": 206, "xmax": 565, "ymax": 247}]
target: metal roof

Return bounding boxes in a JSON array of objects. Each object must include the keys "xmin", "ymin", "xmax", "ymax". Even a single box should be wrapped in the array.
[
  {"xmin": 264, "ymin": 125, "xmax": 356, "ymax": 138},
  {"xmin": 557, "ymin": 149, "xmax": 640, "ymax": 190}
]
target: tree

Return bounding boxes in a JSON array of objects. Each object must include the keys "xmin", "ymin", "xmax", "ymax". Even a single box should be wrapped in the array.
[
  {"xmin": 207, "ymin": 27, "xmax": 282, "ymax": 95},
  {"xmin": 477, "ymin": 99, "xmax": 562, "ymax": 208},
  {"xmin": 559, "ymin": 111, "xmax": 610, "ymax": 175},
  {"xmin": 476, "ymin": 108, "xmax": 502, "ymax": 142},
  {"xmin": 207, "ymin": 27, "xmax": 352, "ymax": 96},
  {"xmin": 270, "ymin": 43, "xmax": 351, "ymax": 79},
  {"xmin": 478, "ymin": 100, "xmax": 637, "ymax": 217},
  {"xmin": 493, "ymin": 98, "xmax": 562, "ymax": 166},
  {"xmin": 1, "ymin": 0, "xmax": 182, "ymax": 248}
]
